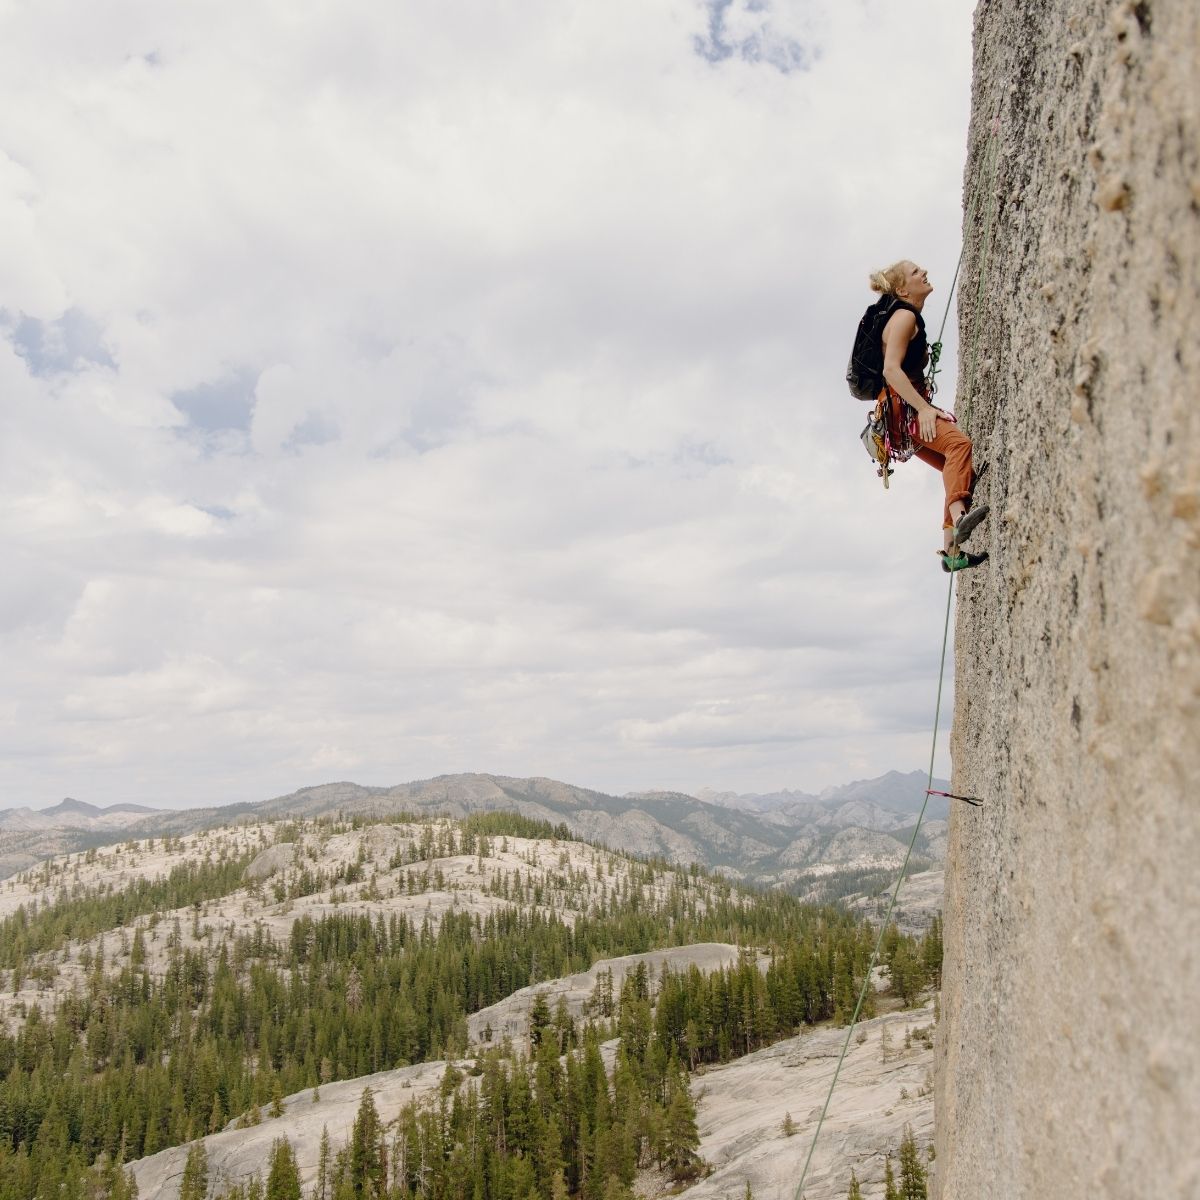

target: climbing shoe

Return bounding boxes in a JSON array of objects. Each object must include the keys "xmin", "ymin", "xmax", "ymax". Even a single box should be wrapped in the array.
[
  {"xmin": 952, "ymin": 503, "xmax": 990, "ymax": 547},
  {"xmin": 940, "ymin": 549, "xmax": 989, "ymax": 573}
]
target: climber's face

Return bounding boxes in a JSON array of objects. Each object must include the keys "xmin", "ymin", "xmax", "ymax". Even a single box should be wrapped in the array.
[{"xmin": 898, "ymin": 262, "xmax": 933, "ymax": 303}]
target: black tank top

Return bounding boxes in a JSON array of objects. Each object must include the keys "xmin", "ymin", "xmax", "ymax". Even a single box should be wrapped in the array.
[{"xmin": 885, "ymin": 299, "xmax": 927, "ymax": 387}]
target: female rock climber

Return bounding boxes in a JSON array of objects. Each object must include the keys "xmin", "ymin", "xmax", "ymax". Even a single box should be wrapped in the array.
[{"xmin": 871, "ymin": 259, "xmax": 989, "ymax": 571}]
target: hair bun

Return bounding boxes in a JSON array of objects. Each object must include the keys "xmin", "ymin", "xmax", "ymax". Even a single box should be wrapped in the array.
[{"xmin": 869, "ymin": 261, "xmax": 909, "ymax": 296}]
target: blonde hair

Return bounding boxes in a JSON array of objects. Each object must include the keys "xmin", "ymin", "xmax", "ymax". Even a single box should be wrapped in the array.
[{"xmin": 869, "ymin": 260, "xmax": 911, "ymax": 296}]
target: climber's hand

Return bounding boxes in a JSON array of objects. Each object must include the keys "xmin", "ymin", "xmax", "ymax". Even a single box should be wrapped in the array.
[{"xmin": 917, "ymin": 403, "xmax": 939, "ymax": 443}]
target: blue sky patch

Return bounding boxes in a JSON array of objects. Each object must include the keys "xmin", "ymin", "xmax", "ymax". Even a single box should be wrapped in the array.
[
  {"xmin": 4, "ymin": 308, "xmax": 115, "ymax": 377},
  {"xmin": 693, "ymin": 0, "xmax": 815, "ymax": 74},
  {"xmin": 171, "ymin": 368, "xmax": 259, "ymax": 433},
  {"xmin": 283, "ymin": 411, "xmax": 340, "ymax": 452}
]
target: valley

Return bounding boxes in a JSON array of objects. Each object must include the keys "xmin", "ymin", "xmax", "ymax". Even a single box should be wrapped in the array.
[{"xmin": 0, "ymin": 785, "xmax": 942, "ymax": 1200}]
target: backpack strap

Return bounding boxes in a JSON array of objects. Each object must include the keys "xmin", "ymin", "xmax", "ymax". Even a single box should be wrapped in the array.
[{"xmin": 881, "ymin": 298, "xmax": 924, "ymax": 330}]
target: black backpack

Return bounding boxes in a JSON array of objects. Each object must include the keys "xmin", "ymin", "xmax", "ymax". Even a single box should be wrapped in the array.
[{"xmin": 846, "ymin": 295, "xmax": 907, "ymax": 401}]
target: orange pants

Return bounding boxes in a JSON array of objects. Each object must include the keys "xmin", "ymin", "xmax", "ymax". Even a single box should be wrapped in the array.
[{"xmin": 890, "ymin": 395, "xmax": 975, "ymax": 528}]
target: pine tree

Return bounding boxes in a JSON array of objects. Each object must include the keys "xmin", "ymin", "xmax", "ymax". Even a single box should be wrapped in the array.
[
  {"xmin": 781, "ymin": 1112, "xmax": 796, "ymax": 1137},
  {"xmin": 553, "ymin": 995, "xmax": 574, "ymax": 1053},
  {"xmin": 897, "ymin": 1126, "xmax": 928, "ymax": 1199},
  {"xmin": 529, "ymin": 992, "xmax": 552, "ymax": 1048},
  {"xmin": 179, "ymin": 1141, "xmax": 208, "ymax": 1200},
  {"xmin": 847, "ymin": 1168, "xmax": 863, "ymax": 1200},
  {"xmin": 538, "ymin": 1109, "xmax": 568, "ymax": 1192},
  {"xmin": 265, "ymin": 1138, "xmax": 302, "ymax": 1200},
  {"xmin": 349, "ymin": 1089, "xmax": 385, "ymax": 1199},
  {"xmin": 314, "ymin": 1126, "xmax": 332, "ymax": 1200},
  {"xmin": 110, "ymin": 1162, "xmax": 140, "ymax": 1200},
  {"xmin": 660, "ymin": 1069, "xmax": 702, "ymax": 1182},
  {"xmin": 889, "ymin": 942, "xmax": 925, "ymax": 1007},
  {"xmin": 884, "ymin": 1154, "xmax": 899, "ymax": 1200},
  {"xmin": 922, "ymin": 915, "xmax": 944, "ymax": 987}
]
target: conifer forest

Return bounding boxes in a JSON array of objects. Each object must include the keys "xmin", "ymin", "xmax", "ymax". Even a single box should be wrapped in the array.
[{"xmin": 0, "ymin": 812, "xmax": 942, "ymax": 1199}]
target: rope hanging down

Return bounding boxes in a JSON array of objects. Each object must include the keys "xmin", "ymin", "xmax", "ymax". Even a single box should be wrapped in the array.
[
  {"xmin": 792, "ymin": 117, "xmax": 1003, "ymax": 1200},
  {"xmin": 792, "ymin": 573, "xmax": 956, "ymax": 1200}
]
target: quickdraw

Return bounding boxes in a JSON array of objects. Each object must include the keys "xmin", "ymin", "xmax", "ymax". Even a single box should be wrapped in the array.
[{"xmin": 927, "ymin": 788, "xmax": 984, "ymax": 808}]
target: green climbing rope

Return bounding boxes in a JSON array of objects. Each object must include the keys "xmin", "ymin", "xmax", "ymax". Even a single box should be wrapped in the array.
[
  {"xmin": 956, "ymin": 123, "xmax": 1002, "ymax": 433},
  {"xmin": 791, "ymin": 118, "xmax": 1004, "ymax": 1200},
  {"xmin": 792, "ymin": 574, "xmax": 955, "ymax": 1200},
  {"xmin": 928, "ymin": 121, "xmax": 1002, "ymax": 407}
]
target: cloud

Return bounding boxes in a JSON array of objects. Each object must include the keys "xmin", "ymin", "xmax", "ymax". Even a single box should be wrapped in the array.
[{"xmin": 0, "ymin": 0, "xmax": 975, "ymax": 808}]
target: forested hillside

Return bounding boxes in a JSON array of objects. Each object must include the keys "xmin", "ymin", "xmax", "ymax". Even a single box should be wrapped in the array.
[{"xmin": 0, "ymin": 812, "xmax": 941, "ymax": 1199}]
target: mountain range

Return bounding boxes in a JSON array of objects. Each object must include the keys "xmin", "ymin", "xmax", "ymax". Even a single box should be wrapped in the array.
[{"xmin": 0, "ymin": 769, "xmax": 947, "ymax": 894}]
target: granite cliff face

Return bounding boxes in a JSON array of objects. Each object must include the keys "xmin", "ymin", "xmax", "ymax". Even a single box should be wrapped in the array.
[{"xmin": 935, "ymin": 2, "xmax": 1199, "ymax": 1197}]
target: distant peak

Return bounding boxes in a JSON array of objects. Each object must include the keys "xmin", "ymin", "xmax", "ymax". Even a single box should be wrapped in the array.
[{"xmin": 44, "ymin": 797, "xmax": 101, "ymax": 817}]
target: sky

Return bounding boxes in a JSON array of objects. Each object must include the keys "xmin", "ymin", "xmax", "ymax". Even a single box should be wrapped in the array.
[{"xmin": 0, "ymin": 0, "xmax": 977, "ymax": 811}]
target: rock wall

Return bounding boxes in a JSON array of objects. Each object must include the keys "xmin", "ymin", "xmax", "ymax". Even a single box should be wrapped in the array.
[{"xmin": 934, "ymin": 2, "xmax": 1199, "ymax": 1197}]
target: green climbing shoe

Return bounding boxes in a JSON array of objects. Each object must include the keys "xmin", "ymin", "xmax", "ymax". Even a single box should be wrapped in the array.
[{"xmin": 940, "ymin": 549, "xmax": 989, "ymax": 573}]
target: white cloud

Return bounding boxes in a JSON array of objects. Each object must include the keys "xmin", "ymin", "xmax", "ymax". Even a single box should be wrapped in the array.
[{"xmin": 0, "ymin": 0, "xmax": 975, "ymax": 808}]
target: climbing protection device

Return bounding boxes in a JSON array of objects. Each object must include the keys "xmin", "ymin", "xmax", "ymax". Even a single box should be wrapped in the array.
[
  {"xmin": 860, "ymin": 390, "xmax": 917, "ymax": 487},
  {"xmin": 927, "ymin": 788, "xmax": 984, "ymax": 808},
  {"xmin": 860, "ymin": 409, "xmax": 896, "ymax": 488}
]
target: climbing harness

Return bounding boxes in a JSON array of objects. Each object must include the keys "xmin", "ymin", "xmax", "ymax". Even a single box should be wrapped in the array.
[{"xmin": 794, "ymin": 116, "xmax": 1003, "ymax": 1200}]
